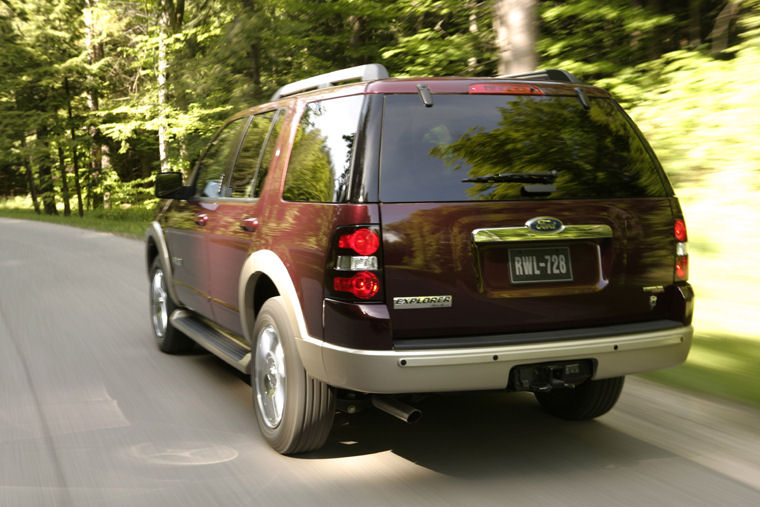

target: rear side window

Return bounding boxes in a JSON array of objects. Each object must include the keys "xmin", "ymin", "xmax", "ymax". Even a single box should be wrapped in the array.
[
  {"xmin": 379, "ymin": 94, "xmax": 668, "ymax": 202},
  {"xmin": 283, "ymin": 95, "xmax": 363, "ymax": 202}
]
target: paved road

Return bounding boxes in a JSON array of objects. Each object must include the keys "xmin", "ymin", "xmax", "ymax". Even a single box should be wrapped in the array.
[{"xmin": 1, "ymin": 217, "xmax": 759, "ymax": 507}]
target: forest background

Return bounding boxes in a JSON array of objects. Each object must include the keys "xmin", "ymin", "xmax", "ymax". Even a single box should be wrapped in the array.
[{"xmin": 1, "ymin": 0, "xmax": 759, "ymax": 405}]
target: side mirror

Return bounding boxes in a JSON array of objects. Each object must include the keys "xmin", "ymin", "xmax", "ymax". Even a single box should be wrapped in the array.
[{"xmin": 155, "ymin": 171, "xmax": 192, "ymax": 199}]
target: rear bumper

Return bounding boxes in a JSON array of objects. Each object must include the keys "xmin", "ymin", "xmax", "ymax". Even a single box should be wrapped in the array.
[{"xmin": 296, "ymin": 325, "xmax": 693, "ymax": 394}]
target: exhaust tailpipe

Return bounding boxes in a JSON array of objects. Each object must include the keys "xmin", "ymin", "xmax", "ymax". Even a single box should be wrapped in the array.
[{"xmin": 371, "ymin": 395, "xmax": 423, "ymax": 424}]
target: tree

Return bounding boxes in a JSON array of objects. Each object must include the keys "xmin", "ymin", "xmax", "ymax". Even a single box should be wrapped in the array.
[{"xmin": 493, "ymin": 0, "xmax": 537, "ymax": 74}]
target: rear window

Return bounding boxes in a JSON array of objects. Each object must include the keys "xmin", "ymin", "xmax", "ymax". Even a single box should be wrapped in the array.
[{"xmin": 379, "ymin": 94, "xmax": 668, "ymax": 202}]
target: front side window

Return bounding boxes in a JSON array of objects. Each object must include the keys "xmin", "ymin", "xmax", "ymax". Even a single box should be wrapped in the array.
[
  {"xmin": 194, "ymin": 116, "xmax": 249, "ymax": 198},
  {"xmin": 282, "ymin": 95, "xmax": 363, "ymax": 202},
  {"xmin": 380, "ymin": 94, "xmax": 668, "ymax": 202}
]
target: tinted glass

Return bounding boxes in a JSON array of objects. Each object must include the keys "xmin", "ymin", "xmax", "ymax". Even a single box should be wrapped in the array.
[
  {"xmin": 228, "ymin": 111, "xmax": 274, "ymax": 198},
  {"xmin": 283, "ymin": 95, "xmax": 363, "ymax": 202},
  {"xmin": 254, "ymin": 111, "xmax": 284, "ymax": 198},
  {"xmin": 380, "ymin": 95, "xmax": 667, "ymax": 202},
  {"xmin": 195, "ymin": 117, "xmax": 248, "ymax": 198}
]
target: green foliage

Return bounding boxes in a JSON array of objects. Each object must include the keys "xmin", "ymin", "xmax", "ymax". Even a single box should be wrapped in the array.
[
  {"xmin": 3, "ymin": 0, "xmax": 759, "ymax": 212},
  {"xmin": 641, "ymin": 332, "xmax": 760, "ymax": 408}
]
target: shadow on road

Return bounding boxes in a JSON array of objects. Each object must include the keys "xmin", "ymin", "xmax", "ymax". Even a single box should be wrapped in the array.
[
  {"xmin": 186, "ymin": 348, "xmax": 675, "ymax": 479},
  {"xmin": 306, "ymin": 391, "xmax": 673, "ymax": 478}
]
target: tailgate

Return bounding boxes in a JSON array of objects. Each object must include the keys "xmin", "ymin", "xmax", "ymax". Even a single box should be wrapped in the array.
[{"xmin": 380, "ymin": 199, "xmax": 676, "ymax": 342}]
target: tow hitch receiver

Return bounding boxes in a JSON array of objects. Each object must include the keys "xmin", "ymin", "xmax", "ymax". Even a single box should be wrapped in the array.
[{"xmin": 509, "ymin": 360, "xmax": 593, "ymax": 393}]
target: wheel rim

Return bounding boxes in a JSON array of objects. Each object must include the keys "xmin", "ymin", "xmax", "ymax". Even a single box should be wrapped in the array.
[
  {"xmin": 151, "ymin": 269, "xmax": 168, "ymax": 338},
  {"xmin": 254, "ymin": 324, "xmax": 287, "ymax": 429}
]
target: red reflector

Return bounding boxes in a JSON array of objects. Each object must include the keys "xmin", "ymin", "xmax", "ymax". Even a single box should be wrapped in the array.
[
  {"xmin": 674, "ymin": 219, "xmax": 687, "ymax": 242},
  {"xmin": 333, "ymin": 271, "xmax": 380, "ymax": 299},
  {"xmin": 675, "ymin": 256, "xmax": 688, "ymax": 280},
  {"xmin": 469, "ymin": 83, "xmax": 544, "ymax": 95},
  {"xmin": 338, "ymin": 228, "xmax": 380, "ymax": 256}
]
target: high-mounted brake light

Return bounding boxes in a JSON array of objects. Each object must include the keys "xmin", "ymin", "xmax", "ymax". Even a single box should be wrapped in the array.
[
  {"xmin": 469, "ymin": 83, "xmax": 544, "ymax": 96},
  {"xmin": 333, "ymin": 271, "xmax": 380, "ymax": 300},
  {"xmin": 338, "ymin": 228, "xmax": 380, "ymax": 256}
]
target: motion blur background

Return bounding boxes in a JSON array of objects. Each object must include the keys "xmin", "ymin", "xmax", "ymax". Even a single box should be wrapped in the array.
[{"xmin": 1, "ymin": 0, "xmax": 758, "ymax": 405}]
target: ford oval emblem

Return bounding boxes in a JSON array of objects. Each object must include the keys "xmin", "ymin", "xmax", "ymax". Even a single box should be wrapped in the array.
[{"xmin": 526, "ymin": 216, "xmax": 564, "ymax": 234}]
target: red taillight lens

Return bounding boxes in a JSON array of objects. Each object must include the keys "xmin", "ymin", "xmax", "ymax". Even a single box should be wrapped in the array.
[
  {"xmin": 469, "ymin": 83, "xmax": 544, "ymax": 95},
  {"xmin": 333, "ymin": 271, "xmax": 380, "ymax": 300},
  {"xmin": 674, "ymin": 219, "xmax": 687, "ymax": 242},
  {"xmin": 675, "ymin": 257, "xmax": 688, "ymax": 280},
  {"xmin": 338, "ymin": 228, "xmax": 380, "ymax": 256}
]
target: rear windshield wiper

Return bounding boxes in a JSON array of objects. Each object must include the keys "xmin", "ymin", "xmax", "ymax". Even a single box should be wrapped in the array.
[{"xmin": 462, "ymin": 170, "xmax": 557, "ymax": 184}]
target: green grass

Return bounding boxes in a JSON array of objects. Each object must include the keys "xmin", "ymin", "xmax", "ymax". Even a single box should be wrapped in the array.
[
  {"xmin": 0, "ymin": 203, "xmax": 155, "ymax": 239},
  {"xmin": 640, "ymin": 332, "xmax": 760, "ymax": 408}
]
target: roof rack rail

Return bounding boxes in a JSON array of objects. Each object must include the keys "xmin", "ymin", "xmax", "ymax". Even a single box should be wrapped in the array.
[
  {"xmin": 271, "ymin": 63, "xmax": 389, "ymax": 101},
  {"xmin": 496, "ymin": 69, "xmax": 583, "ymax": 84}
]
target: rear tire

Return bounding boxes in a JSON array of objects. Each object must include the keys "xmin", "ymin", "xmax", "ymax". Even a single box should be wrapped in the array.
[
  {"xmin": 252, "ymin": 296, "xmax": 335, "ymax": 454},
  {"xmin": 149, "ymin": 258, "xmax": 194, "ymax": 354},
  {"xmin": 535, "ymin": 376, "xmax": 624, "ymax": 420}
]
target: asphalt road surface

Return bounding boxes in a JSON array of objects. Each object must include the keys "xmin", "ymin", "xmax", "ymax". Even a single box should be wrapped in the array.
[{"xmin": 2, "ymin": 217, "xmax": 759, "ymax": 507}]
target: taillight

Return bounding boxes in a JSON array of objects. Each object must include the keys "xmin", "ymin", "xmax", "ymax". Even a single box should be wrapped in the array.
[
  {"xmin": 333, "ymin": 271, "xmax": 380, "ymax": 300},
  {"xmin": 327, "ymin": 225, "xmax": 383, "ymax": 302},
  {"xmin": 338, "ymin": 228, "xmax": 379, "ymax": 256},
  {"xmin": 674, "ymin": 219, "xmax": 687, "ymax": 242},
  {"xmin": 674, "ymin": 219, "xmax": 688, "ymax": 281}
]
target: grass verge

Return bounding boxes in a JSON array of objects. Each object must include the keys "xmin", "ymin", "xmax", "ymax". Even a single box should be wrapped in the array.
[
  {"xmin": 640, "ymin": 332, "xmax": 760, "ymax": 408},
  {"xmin": 0, "ymin": 206, "xmax": 154, "ymax": 239}
]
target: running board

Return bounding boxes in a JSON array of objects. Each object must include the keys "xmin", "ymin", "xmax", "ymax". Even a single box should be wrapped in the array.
[{"xmin": 170, "ymin": 310, "xmax": 251, "ymax": 373}]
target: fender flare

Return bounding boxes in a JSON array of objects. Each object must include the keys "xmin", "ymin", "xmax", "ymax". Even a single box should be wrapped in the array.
[
  {"xmin": 145, "ymin": 221, "xmax": 181, "ymax": 305},
  {"xmin": 238, "ymin": 250, "xmax": 328, "ymax": 381}
]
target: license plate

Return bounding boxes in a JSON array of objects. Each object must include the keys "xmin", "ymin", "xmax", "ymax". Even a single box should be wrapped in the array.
[{"xmin": 508, "ymin": 247, "xmax": 573, "ymax": 284}]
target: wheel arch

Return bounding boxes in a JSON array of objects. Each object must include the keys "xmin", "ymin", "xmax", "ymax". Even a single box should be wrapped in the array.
[
  {"xmin": 145, "ymin": 221, "xmax": 181, "ymax": 305},
  {"xmin": 238, "ymin": 250, "xmax": 328, "ymax": 380}
]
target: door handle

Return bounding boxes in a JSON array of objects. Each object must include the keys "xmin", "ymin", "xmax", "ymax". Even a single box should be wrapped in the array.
[
  {"xmin": 241, "ymin": 217, "xmax": 259, "ymax": 232},
  {"xmin": 194, "ymin": 214, "xmax": 209, "ymax": 226}
]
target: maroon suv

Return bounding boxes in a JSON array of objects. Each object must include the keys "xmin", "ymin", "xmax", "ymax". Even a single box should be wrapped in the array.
[{"xmin": 146, "ymin": 64, "xmax": 693, "ymax": 454}]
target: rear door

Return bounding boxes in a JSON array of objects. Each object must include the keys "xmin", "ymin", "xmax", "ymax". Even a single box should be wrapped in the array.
[
  {"xmin": 164, "ymin": 115, "xmax": 250, "ymax": 319},
  {"xmin": 206, "ymin": 110, "xmax": 285, "ymax": 335},
  {"xmin": 378, "ymin": 92, "xmax": 677, "ymax": 342}
]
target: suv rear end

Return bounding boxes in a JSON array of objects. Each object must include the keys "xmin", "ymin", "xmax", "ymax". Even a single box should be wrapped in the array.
[{"xmin": 309, "ymin": 73, "xmax": 692, "ymax": 395}]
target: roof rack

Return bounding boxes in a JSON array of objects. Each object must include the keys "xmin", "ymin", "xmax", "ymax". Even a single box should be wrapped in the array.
[
  {"xmin": 496, "ymin": 69, "xmax": 583, "ymax": 84},
  {"xmin": 271, "ymin": 63, "xmax": 390, "ymax": 101}
]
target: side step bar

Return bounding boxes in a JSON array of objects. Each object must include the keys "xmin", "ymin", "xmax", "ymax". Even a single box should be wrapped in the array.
[{"xmin": 170, "ymin": 310, "xmax": 251, "ymax": 373}]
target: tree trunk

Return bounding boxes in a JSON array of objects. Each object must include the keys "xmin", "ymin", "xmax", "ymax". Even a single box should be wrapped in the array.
[
  {"xmin": 467, "ymin": 2, "xmax": 478, "ymax": 73},
  {"xmin": 57, "ymin": 144, "xmax": 71, "ymax": 216},
  {"xmin": 689, "ymin": 0, "xmax": 703, "ymax": 48},
  {"xmin": 157, "ymin": 3, "xmax": 170, "ymax": 173},
  {"xmin": 65, "ymin": 78, "xmax": 84, "ymax": 217},
  {"xmin": 36, "ymin": 128, "xmax": 58, "ymax": 215},
  {"xmin": 493, "ymin": 0, "xmax": 537, "ymax": 75},
  {"xmin": 21, "ymin": 137, "xmax": 41, "ymax": 215},
  {"xmin": 156, "ymin": 1, "xmax": 185, "ymax": 173},
  {"xmin": 84, "ymin": 0, "xmax": 106, "ymax": 207},
  {"xmin": 710, "ymin": 0, "xmax": 741, "ymax": 55}
]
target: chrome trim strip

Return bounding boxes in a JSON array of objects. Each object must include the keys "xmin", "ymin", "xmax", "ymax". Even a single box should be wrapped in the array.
[{"xmin": 472, "ymin": 224, "xmax": 613, "ymax": 243}]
